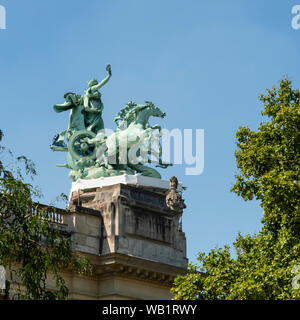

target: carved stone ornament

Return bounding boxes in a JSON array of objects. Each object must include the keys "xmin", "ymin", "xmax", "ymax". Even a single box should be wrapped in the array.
[{"xmin": 165, "ymin": 176, "xmax": 186, "ymax": 212}]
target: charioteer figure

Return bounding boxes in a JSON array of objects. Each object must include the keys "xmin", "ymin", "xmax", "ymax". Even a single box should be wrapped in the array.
[
  {"xmin": 83, "ymin": 64, "xmax": 112, "ymax": 133},
  {"xmin": 50, "ymin": 65, "xmax": 111, "ymax": 150}
]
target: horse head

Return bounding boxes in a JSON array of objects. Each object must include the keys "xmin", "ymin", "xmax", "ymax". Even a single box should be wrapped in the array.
[{"xmin": 144, "ymin": 101, "xmax": 166, "ymax": 119}]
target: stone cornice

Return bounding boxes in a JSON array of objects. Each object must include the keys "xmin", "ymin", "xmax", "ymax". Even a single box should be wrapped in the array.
[{"xmin": 78, "ymin": 252, "xmax": 187, "ymax": 287}]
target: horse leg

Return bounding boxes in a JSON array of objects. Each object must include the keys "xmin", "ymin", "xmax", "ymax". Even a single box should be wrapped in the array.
[{"xmin": 128, "ymin": 163, "xmax": 161, "ymax": 179}]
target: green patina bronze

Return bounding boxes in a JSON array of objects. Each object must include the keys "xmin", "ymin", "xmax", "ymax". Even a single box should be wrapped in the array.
[{"xmin": 50, "ymin": 65, "xmax": 171, "ymax": 181}]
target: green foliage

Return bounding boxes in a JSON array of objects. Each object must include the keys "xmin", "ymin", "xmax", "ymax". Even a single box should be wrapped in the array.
[
  {"xmin": 0, "ymin": 130, "xmax": 92, "ymax": 299},
  {"xmin": 171, "ymin": 78, "xmax": 300, "ymax": 300}
]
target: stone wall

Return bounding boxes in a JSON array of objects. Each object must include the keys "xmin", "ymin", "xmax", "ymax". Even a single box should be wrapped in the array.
[
  {"xmin": 4, "ymin": 182, "xmax": 188, "ymax": 300},
  {"xmin": 67, "ymin": 184, "xmax": 187, "ymax": 269}
]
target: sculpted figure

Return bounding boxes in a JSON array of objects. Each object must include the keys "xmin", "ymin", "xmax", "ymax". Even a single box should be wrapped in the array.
[
  {"xmin": 51, "ymin": 92, "xmax": 84, "ymax": 149},
  {"xmin": 166, "ymin": 176, "xmax": 186, "ymax": 212},
  {"xmin": 51, "ymin": 65, "xmax": 172, "ymax": 181},
  {"xmin": 83, "ymin": 64, "xmax": 111, "ymax": 133}
]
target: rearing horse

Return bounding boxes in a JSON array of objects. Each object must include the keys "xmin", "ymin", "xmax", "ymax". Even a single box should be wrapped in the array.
[{"xmin": 104, "ymin": 101, "xmax": 170, "ymax": 178}]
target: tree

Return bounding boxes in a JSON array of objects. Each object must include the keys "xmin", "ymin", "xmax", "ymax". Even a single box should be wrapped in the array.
[
  {"xmin": 0, "ymin": 129, "xmax": 91, "ymax": 299},
  {"xmin": 171, "ymin": 78, "xmax": 300, "ymax": 300}
]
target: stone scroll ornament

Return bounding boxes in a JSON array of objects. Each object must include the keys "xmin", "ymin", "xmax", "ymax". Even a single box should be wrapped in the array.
[{"xmin": 50, "ymin": 65, "xmax": 172, "ymax": 181}]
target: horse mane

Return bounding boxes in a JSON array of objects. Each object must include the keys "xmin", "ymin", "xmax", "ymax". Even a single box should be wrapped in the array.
[
  {"xmin": 114, "ymin": 101, "xmax": 151, "ymax": 129},
  {"xmin": 114, "ymin": 101, "xmax": 137, "ymax": 123}
]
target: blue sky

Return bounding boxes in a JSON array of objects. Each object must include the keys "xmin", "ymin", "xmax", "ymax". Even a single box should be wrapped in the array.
[{"xmin": 0, "ymin": 0, "xmax": 299, "ymax": 264}]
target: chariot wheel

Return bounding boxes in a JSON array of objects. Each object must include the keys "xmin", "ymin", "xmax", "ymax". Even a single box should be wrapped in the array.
[{"xmin": 68, "ymin": 130, "xmax": 97, "ymax": 161}]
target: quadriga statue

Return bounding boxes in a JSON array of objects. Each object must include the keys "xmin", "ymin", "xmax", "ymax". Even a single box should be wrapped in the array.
[{"xmin": 50, "ymin": 65, "xmax": 171, "ymax": 182}]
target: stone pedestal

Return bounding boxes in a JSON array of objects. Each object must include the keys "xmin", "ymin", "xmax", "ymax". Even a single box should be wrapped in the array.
[{"xmin": 61, "ymin": 176, "xmax": 188, "ymax": 300}]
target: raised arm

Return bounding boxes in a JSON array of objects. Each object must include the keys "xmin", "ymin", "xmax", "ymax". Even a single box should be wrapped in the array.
[{"xmin": 92, "ymin": 64, "xmax": 112, "ymax": 91}]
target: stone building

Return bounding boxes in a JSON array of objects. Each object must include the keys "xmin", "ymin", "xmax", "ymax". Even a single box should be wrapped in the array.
[
  {"xmin": 2, "ymin": 175, "xmax": 188, "ymax": 300},
  {"xmin": 62, "ymin": 175, "xmax": 188, "ymax": 299}
]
